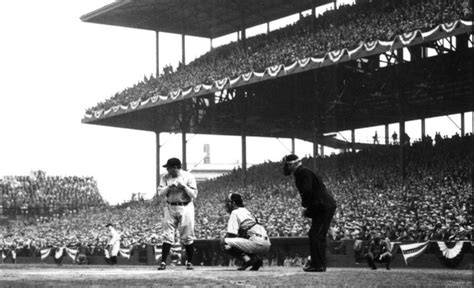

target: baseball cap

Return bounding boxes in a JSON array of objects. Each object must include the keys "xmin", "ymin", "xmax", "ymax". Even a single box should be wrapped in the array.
[
  {"xmin": 283, "ymin": 154, "xmax": 299, "ymax": 163},
  {"xmin": 163, "ymin": 158, "xmax": 182, "ymax": 168},
  {"xmin": 227, "ymin": 193, "xmax": 244, "ymax": 207}
]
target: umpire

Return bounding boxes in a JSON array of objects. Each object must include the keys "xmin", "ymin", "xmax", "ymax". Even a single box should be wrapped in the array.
[{"xmin": 282, "ymin": 154, "xmax": 337, "ymax": 272}]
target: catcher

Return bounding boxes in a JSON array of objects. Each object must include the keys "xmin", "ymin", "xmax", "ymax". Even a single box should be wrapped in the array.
[{"xmin": 221, "ymin": 193, "xmax": 271, "ymax": 271}]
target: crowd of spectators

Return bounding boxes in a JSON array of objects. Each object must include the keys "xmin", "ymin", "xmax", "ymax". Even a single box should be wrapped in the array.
[
  {"xmin": 1, "ymin": 133, "xmax": 472, "ymax": 252},
  {"xmin": 0, "ymin": 172, "xmax": 105, "ymax": 218},
  {"xmin": 86, "ymin": 0, "xmax": 472, "ymax": 113}
]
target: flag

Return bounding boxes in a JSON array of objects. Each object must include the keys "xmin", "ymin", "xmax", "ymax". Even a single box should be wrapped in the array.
[
  {"xmin": 437, "ymin": 241, "xmax": 464, "ymax": 259},
  {"xmin": 119, "ymin": 248, "xmax": 130, "ymax": 259},
  {"xmin": 40, "ymin": 248, "xmax": 51, "ymax": 260},
  {"xmin": 399, "ymin": 241, "xmax": 429, "ymax": 265},
  {"xmin": 66, "ymin": 248, "xmax": 78, "ymax": 260}
]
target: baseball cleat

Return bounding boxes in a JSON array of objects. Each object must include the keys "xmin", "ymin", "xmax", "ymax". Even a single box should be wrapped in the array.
[
  {"xmin": 157, "ymin": 262, "xmax": 166, "ymax": 270},
  {"xmin": 250, "ymin": 259, "xmax": 263, "ymax": 271},
  {"xmin": 303, "ymin": 266, "xmax": 326, "ymax": 272},
  {"xmin": 186, "ymin": 263, "xmax": 194, "ymax": 270},
  {"xmin": 237, "ymin": 259, "xmax": 254, "ymax": 271}
]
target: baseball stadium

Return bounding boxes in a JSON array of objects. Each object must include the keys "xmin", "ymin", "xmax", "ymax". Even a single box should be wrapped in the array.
[{"xmin": 1, "ymin": 0, "xmax": 473, "ymax": 287}]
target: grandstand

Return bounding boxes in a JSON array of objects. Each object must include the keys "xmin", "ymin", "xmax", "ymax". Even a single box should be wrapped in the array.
[
  {"xmin": 1, "ymin": 0, "xmax": 472, "ymax": 275},
  {"xmin": 81, "ymin": 0, "xmax": 473, "ymax": 185}
]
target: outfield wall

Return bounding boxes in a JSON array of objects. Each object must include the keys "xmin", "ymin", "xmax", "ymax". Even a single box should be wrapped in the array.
[{"xmin": 4, "ymin": 239, "xmax": 473, "ymax": 269}]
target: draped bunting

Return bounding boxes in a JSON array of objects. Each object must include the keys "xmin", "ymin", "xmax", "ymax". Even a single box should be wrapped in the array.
[
  {"xmin": 437, "ymin": 241, "xmax": 464, "ymax": 259},
  {"xmin": 84, "ymin": 20, "xmax": 473, "ymax": 121},
  {"xmin": 435, "ymin": 241, "xmax": 468, "ymax": 268},
  {"xmin": 40, "ymin": 248, "xmax": 51, "ymax": 260},
  {"xmin": 55, "ymin": 247, "xmax": 65, "ymax": 260},
  {"xmin": 400, "ymin": 241, "xmax": 430, "ymax": 265},
  {"xmin": 66, "ymin": 248, "xmax": 78, "ymax": 260},
  {"xmin": 119, "ymin": 248, "xmax": 130, "ymax": 259},
  {"xmin": 40, "ymin": 247, "xmax": 78, "ymax": 262},
  {"xmin": 154, "ymin": 243, "xmax": 182, "ymax": 262}
]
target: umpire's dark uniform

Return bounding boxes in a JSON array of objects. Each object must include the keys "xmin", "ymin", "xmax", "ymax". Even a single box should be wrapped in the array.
[{"xmin": 294, "ymin": 165, "xmax": 337, "ymax": 271}]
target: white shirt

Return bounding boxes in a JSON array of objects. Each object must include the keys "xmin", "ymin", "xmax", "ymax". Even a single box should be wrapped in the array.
[
  {"xmin": 227, "ymin": 207, "xmax": 267, "ymax": 237},
  {"xmin": 158, "ymin": 170, "xmax": 197, "ymax": 203},
  {"xmin": 107, "ymin": 227, "xmax": 120, "ymax": 246}
]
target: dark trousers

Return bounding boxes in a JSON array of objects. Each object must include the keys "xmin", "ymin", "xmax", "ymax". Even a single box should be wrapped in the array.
[
  {"xmin": 366, "ymin": 252, "xmax": 391, "ymax": 269},
  {"xmin": 308, "ymin": 207, "xmax": 336, "ymax": 269}
]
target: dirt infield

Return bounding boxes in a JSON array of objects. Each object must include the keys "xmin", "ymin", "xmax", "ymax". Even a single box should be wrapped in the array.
[{"xmin": 0, "ymin": 264, "xmax": 472, "ymax": 287}]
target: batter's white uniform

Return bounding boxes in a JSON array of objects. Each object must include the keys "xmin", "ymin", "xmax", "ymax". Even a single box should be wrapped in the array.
[
  {"xmin": 158, "ymin": 170, "xmax": 197, "ymax": 245},
  {"xmin": 107, "ymin": 227, "xmax": 120, "ymax": 257},
  {"xmin": 224, "ymin": 207, "xmax": 271, "ymax": 255}
]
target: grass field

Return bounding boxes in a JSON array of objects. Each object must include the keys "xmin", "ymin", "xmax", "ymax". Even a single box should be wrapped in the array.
[{"xmin": 0, "ymin": 264, "xmax": 472, "ymax": 287}]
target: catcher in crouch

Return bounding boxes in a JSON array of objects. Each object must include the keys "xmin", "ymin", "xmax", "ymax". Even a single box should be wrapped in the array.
[{"xmin": 221, "ymin": 193, "xmax": 271, "ymax": 271}]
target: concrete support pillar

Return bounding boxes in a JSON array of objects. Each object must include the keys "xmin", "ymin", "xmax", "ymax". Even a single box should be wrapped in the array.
[
  {"xmin": 385, "ymin": 124, "xmax": 389, "ymax": 145},
  {"xmin": 460, "ymin": 112, "xmax": 465, "ymax": 136},
  {"xmin": 320, "ymin": 145, "xmax": 324, "ymax": 157},
  {"xmin": 291, "ymin": 137, "xmax": 296, "ymax": 154}
]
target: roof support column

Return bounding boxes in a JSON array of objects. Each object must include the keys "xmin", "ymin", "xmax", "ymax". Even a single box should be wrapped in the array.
[
  {"xmin": 385, "ymin": 124, "xmax": 389, "ymax": 145},
  {"xmin": 421, "ymin": 118, "xmax": 426, "ymax": 140},
  {"xmin": 472, "ymin": 111, "xmax": 474, "ymax": 135},
  {"xmin": 351, "ymin": 128, "xmax": 355, "ymax": 152},
  {"xmin": 460, "ymin": 112, "xmax": 465, "ymax": 136},
  {"xmin": 181, "ymin": 103, "xmax": 188, "ymax": 171},
  {"xmin": 267, "ymin": 22, "xmax": 270, "ymax": 33},
  {"xmin": 241, "ymin": 134, "xmax": 247, "ymax": 173},
  {"xmin": 155, "ymin": 31, "xmax": 160, "ymax": 76},
  {"xmin": 181, "ymin": 34, "xmax": 186, "ymax": 66},
  {"xmin": 291, "ymin": 137, "xmax": 295, "ymax": 154},
  {"xmin": 239, "ymin": 1, "xmax": 246, "ymax": 45},
  {"xmin": 156, "ymin": 131, "xmax": 161, "ymax": 191},
  {"xmin": 320, "ymin": 145, "xmax": 324, "ymax": 157},
  {"xmin": 313, "ymin": 128, "xmax": 318, "ymax": 171},
  {"xmin": 399, "ymin": 119, "xmax": 406, "ymax": 181},
  {"xmin": 182, "ymin": 130, "xmax": 187, "ymax": 171}
]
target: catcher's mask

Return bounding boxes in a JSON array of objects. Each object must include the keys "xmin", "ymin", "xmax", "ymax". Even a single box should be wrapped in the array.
[{"xmin": 282, "ymin": 154, "xmax": 301, "ymax": 176}]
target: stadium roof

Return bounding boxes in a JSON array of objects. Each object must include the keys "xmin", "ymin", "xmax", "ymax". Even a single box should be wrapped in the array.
[{"xmin": 81, "ymin": 0, "xmax": 332, "ymax": 38}]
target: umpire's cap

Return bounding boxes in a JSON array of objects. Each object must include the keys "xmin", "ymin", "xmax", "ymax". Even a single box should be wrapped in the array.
[
  {"xmin": 163, "ymin": 158, "xmax": 182, "ymax": 168},
  {"xmin": 227, "ymin": 193, "xmax": 244, "ymax": 207},
  {"xmin": 283, "ymin": 154, "xmax": 299, "ymax": 163}
]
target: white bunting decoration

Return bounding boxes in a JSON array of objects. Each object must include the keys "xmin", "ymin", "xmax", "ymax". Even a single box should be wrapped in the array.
[{"xmin": 85, "ymin": 21, "xmax": 473, "ymax": 120}]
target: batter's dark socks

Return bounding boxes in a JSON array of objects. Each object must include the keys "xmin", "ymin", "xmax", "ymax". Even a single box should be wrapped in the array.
[
  {"xmin": 161, "ymin": 242, "xmax": 171, "ymax": 263},
  {"xmin": 185, "ymin": 244, "xmax": 194, "ymax": 263},
  {"xmin": 111, "ymin": 256, "xmax": 117, "ymax": 265}
]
